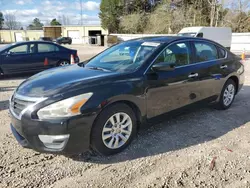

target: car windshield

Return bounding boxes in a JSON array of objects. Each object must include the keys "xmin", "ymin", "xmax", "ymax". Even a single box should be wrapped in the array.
[
  {"xmin": 0, "ymin": 43, "xmax": 16, "ymax": 51},
  {"xmin": 85, "ymin": 41, "xmax": 160, "ymax": 72},
  {"xmin": 178, "ymin": 33, "xmax": 197, "ymax": 37}
]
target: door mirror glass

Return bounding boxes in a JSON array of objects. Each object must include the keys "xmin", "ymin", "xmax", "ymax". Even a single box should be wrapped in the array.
[
  {"xmin": 152, "ymin": 62, "xmax": 175, "ymax": 72},
  {"xmin": 5, "ymin": 51, "xmax": 13, "ymax": 56}
]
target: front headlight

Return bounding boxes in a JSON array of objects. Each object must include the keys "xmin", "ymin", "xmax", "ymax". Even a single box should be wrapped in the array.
[{"xmin": 37, "ymin": 93, "xmax": 93, "ymax": 120}]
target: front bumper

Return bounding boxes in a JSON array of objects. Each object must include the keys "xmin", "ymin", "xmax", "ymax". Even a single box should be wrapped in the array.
[{"xmin": 10, "ymin": 110, "xmax": 96, "ymax": 154}]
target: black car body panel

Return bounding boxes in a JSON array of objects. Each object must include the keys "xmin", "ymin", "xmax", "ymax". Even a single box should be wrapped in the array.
[
  {"xmin": 0, "ymin": 41, "xmax": 79, "ymax": 75},
  {"xmin": 9, "ymin": 36, "xmax": 245, "ymax": 154}
]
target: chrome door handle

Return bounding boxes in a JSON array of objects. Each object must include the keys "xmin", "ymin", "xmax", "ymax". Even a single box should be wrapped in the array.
[
  {"xmin": 188, "ymin": 73, "xmax": 199, "ymax": 78},
  {"xmin": 220, "ymin": 65, "xmax": 228, "ymax": 69}
]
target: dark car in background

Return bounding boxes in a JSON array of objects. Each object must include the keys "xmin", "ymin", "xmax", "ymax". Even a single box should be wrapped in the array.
[
  {"xmin": 9, "ymin": 37, "xmax": 244, "ymax": 156},
  {"xmin": 54, "ymin": 37, "xmax": 72, "ymax": 45},
  {"xmin": 0, "ymin": 41, "xmax": 79, "ymax": 76},
  {"xmin": 39, "ymin": 37, "xmax": 53, "ymax": 42}
]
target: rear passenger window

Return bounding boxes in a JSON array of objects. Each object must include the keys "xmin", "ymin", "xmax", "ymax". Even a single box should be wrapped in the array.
[
  {"xmin": 218, "ymin": 47, "xmax": 226, "ymax": 58},
  {"xmin": 38, "ymin": 44, "xmax": 59, "ymax": 53},
  {"xmin": 194, "ymin": 42, "xmax": 218, "ymax": 62}
]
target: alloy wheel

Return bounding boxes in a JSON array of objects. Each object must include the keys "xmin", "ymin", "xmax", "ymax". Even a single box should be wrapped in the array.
[
  {"xmin": 59, "ymin": 61, "xmax": 70, "ymax": 66},
  {"xmin": 223, "ymin": 84, "xmax": 235, "ymax": 106},
  {"xmin": 102, "ymin": 112, "xmax": 132, "ymax": 149}
]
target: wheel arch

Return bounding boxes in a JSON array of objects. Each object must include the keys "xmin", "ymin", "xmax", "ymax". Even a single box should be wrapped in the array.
[
  {"xmin": 102, "ymin": 100, "xmax": 143, "ymax": 127},
  {"xmin": 228, "ymin": 75, "xmax": 239, "ymax": 94}
]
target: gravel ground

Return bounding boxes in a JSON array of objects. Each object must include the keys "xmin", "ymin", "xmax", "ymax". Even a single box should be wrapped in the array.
[{"xmin": 0, "ymin": 48, "xmax": 250, "ymax": 187}]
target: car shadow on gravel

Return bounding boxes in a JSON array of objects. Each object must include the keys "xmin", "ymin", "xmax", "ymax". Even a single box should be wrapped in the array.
[
  {"xmin": 72, "ymin": 85, "xmax": 250, "ymax": 164},
  {"xmin": 0, "ymin": 100, "xmax": 9, "ymax": 111},
  {"xmin": 0, "ymin": 86, "xmax": 16, "ymax": 92},
  {"xmin": 0, "ymin": 73, "xmax": 33, "ymax": 81}
]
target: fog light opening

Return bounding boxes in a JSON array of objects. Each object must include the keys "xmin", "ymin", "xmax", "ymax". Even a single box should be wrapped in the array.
[{"xmin": 38, "ymin": 134, "xmax": 70, "ymax": 150}]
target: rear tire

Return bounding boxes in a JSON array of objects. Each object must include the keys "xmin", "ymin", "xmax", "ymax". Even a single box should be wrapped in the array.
[
  {"xmin": 215, "ymin": 79, "xmax": 236, "ymax": 110},
  {"xmin": 91, "ymin": 103, "xmax": 137, "ymax": 156}
]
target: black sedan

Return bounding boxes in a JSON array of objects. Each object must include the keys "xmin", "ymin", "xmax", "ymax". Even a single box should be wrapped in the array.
[
  {"xmin": 54, "ymin": 37, "xmax": 72, "ymax": 45},
  {"xmin": 9, "ymin": 36, "xmax": 244, "ymax": 156},
  {"xmin": 0, "ymin": 41, "xmax": 79, "ymax": 76}
]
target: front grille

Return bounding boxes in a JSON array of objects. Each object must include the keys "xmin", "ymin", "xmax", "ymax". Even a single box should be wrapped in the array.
[
  {"xmin": 10, "ymin": 94, "xmax": 44, "ymax": 119},
  {"xmin": 12, "ymin": 97, "xmax": 35, "ymax": 116}
]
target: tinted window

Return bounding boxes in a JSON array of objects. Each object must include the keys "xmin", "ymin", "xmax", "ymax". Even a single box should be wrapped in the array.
[
  {"xmin": 194, "ymin": 42, "xmax": 218, "ymax": 62},
  {"xmin": 218, "ymin": 47, "xmax": 226, "ymax": 58},
  {"xmin": 38, "ymin": 44, "xmax": 59, "ymax": 53},
  {"xmin": 155, "ymin": 42, "xmax": 190, "ymax": 67},
  {"xmin": 9, "ymin": 45, "xmax": 28, "ymax": 54},
  {"xmin": 197, "ymin": 33, "xmax": 203, "ymax": 38}
]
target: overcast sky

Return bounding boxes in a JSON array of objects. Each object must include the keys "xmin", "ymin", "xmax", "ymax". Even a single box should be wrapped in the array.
[{"xmin": 0, "ymin": 0, "xmax": 101, "ymax": 26}]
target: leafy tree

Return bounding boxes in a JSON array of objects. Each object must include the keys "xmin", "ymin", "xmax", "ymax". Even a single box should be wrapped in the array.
[
  {"xmin": 50, "ymin": 18, "xmax": 61, "ymax": 26},
  {"xmin": 99, "ymin": 0, "xmax": 122, "ymax": 33},
  {"xmin": 0, "ymin": 12, "xmax": 4, "ymax": 29},
  {"xmin": 28, "ymin": 18, "xmax": 44, "ymax": 30}
]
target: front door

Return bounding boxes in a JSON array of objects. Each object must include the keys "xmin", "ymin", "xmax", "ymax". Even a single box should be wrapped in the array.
[
  {"xmin": 146, "ymin": 41, "xmax": 201, "ymax": 118},
  {"xmin": 1, "ymin": 44, "xmax": 37, "ymax": 74}
]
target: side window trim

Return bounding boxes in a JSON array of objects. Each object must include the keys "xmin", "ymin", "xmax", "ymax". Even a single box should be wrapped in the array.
[
  {"xmin": 216, "ymin": 45, "xmax": 227, "ymax": 59},
  {"xmin": 28, "ymin": 43, "xmax": 37, "ymax": 54},
  {"xmin": 144, "ymin": 39, "xmax": 228, "ymax": 74},
  {"xmin": 189, "ymin": 41, "xmax": 197, "ymax": 63}
]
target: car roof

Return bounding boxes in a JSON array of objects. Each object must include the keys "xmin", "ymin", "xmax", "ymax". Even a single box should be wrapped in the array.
[{"xmin": 12, "ymin": 41, "xmax": 55, "ymax": 45}]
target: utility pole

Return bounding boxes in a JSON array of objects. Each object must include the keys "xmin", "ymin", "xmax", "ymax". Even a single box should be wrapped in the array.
[{"xmin": 80, "ymin": 0, "xmax": 83, "ymax": 25}]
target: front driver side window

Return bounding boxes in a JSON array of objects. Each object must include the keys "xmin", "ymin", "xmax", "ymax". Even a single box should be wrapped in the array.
[
  {"xmin": 154, "ymin": 42, "xmax": 190, "ymax": 67},
  {"xmin": 9, "ymin": 45, "xmax": 28, "ymax": 54}
]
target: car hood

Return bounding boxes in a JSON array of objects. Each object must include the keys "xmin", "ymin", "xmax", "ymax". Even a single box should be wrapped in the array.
[{"xmin": 16, "ymin": 64, "xmax": 119, "ymax": 97}]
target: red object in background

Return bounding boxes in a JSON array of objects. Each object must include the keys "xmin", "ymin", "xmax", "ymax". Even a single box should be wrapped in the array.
[{"xmin": 44, "ymin": 58, "xmax": 49, "ymax": 66}]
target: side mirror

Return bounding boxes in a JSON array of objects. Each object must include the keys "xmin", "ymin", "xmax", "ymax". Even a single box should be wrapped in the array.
[
  {"xmin": 152, "ymin": 62, "xmax": 175, "ymax": 72},
  {"xmin": 6, "ymin": 51, "xmax": 13, "ymax": 56}
]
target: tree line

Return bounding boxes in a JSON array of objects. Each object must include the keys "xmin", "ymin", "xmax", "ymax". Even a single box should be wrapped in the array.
[
  {"xmin": 0, "ymin": 12, "xmax": 63, "ymax": 30},
  {"xmin": 99, "ymin": 0, "xmax": 250, "ymax": 33}
]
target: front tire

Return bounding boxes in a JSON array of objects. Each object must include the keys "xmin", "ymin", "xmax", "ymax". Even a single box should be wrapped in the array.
[
  {"xmin": 91, "ymin": 103, "xmax": 137, "ymax": 156},
  {"xmin": 216, "ymin": 79, "xmax": 236, "ymax": 110}
]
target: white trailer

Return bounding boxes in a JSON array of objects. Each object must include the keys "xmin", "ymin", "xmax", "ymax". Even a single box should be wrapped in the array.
[{"xmin": 178, "ymin": 27, "xmax": 232, "ymax": 49}]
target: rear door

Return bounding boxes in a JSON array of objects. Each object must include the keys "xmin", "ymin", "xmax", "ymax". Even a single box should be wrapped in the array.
[
  {"xmin": 189, "ymin": 41, "xmax": 227, "ymax": 101},
  {"xmin": 0, "ymin": 44, "xmax": 37, "ymax": 74},
  {"xmin": 36, "ymin": 43, "xmax": 61, "ymax": 69}
]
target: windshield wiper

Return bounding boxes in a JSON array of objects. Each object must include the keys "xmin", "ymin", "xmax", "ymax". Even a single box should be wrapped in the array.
[{"xmin": 87, "ymin": 66, "xmax": 111, "ymax": 72}]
